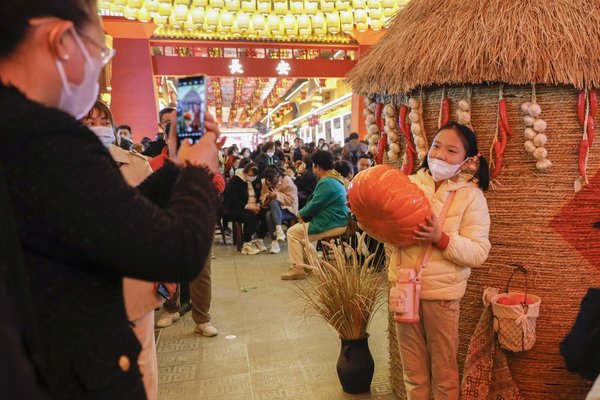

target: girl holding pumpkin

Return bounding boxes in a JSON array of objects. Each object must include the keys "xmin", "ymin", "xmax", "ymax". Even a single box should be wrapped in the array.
[{"xmin": 390, "ymin": 122, "xmax": 491, "ymax": 400}]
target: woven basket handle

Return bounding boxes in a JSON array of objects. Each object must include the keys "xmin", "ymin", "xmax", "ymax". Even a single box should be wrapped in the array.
[{"xmin": 506, "ymin": 265, "xmax": 529, "ymax": 302}]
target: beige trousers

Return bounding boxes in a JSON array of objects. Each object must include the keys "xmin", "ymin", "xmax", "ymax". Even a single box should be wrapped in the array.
[
  {"xmin": 190, "ymin": 246, "xmax": 212, "ymax": 325},
  {"xmin": 395, "ymin": 299, "xmax": 460, "ymax": 400},
  {"xmin": 132, "ymin": 311, "xmax": 158, "ymax": 400},
  {"xmin": 287, "ymin": 222, "xmax": 347, "ymax": 267}
]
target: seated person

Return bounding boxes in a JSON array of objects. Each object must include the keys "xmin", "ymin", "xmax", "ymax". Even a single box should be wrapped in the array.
[
  {"xmin": 334, "ymin": 160, "xmax": 354, "ymax": 190},
  {"xmin": 295, "ymin": 156, "xmax": 318, "ymax": 209},
  {"xmin": 282, "ymin": 151, "xmax": 348, "ymax": 280},
  {"xmin": 257, "ymin": 166, "xmax": 298, "ymax": 254},
  {"xmin": 224, "ymin": 162, "xmax": 262, "ymax": 255}
]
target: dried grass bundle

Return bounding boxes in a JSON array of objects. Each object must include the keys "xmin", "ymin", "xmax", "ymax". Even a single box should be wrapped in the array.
[
  {"xmin": 347, "ymin": 0, "xmax": 600, "ymax": 94},
  {"xmin": 297, "ymin": 231, "xmax": 386, "ymax": 340}
]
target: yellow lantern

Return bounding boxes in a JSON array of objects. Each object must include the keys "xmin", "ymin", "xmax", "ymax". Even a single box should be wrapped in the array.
[
  {"xmin": 226, "ymin": 0, "xmax": 240, "ymax": 11},
  {"xmin": 123, "ymin": 6, "xmax": 138, "ymax": 19},
  {"xmin": 273, "ymin": 0, "xmax": 288, "ymax": 16},
  {"xmin": 113, "ymin": 0, "xmax": 127, "ymax": 5},
  {"xmin": 381, "ymin": 0, "xmax": 395, "ymax": 10},
  {"xmin": 205, "ymin": 8, "xmax": 220, "ymax": 31},
  {"xmin": 367, "ymin": 0, "xmax": 381, "ymax": 8},
  {"xmin": 169, "ymin": 13, "xmax": 184, "ymax": 28},
  {"xmin": 335, "ymin": 0, "xmax": 350, "ymax": 10},
  {"xmin": 320, "ymin": 0, "xmax": 334, "ymax": 12},
  {"xmin": 231, "ymin": 19, "xmax": 242, "ymax": 37},
  {"xmin": 137, "ymin": 6, "xmax": 152, "ymax": 22},
  {"xmin": 191, "ymin": 6, "xmax": 205, "ymax": 25},
  {"xmin": 252, "ymin": 13, "xmax": 266, "ymax": 31},
  {"xmin": 145, "ymin": 0, "xmax": 159, "ymax": 12},
  {"xmin": 383, "ymin": 7, "xmax": 395, "ymax": 18},
  {"xmin": 153, "ymin": 13, "xmax": 168, "ymax": 25},
  {"xmin": 157, "ymin": 2, "xmax": 172, "ymax": 16},
  {"xmin": 237, "ymin": 12, "xmax": 250, "ymax": 31},
  {"xmin": 353, "ymin": 0, "xmax": 366, "ymax": 8},
  {"xmin": 340, "ymin": 10, "xmax": 353, "ymax": 33},
  {"xmin": 247, "ymin": 25, "xmax": 258, "ymax": 38},
  {"xmin": 241, "ymin": 0, "xmax": 255, "ymax": 12},
  {"xmin": 192, "ymin": 0, "xmax": 208, "ymax": 6},
  {"xmin": 158, "ymin": 0, "xmax": 171, "ymax": 4},
  {"xmin": 304, "ymin": 0, "xmax": 318, "ymax": 15},
  {"xmin": 109, "ymin": 4, "xmax": 125, "ymax": 12},
  {"xmin": 267, "ymin": 13, "xmax": 281, "ymax": 31},
  {"xmin": 312, "ymin": 12, "xmax": 326, "ymax": 36},
  {"xmin": 174, "ymin": 4, "xmax": 189, "ymax": 21},
  {"xmin": 257, "ymin": 0, "xmax": 271, "ymax": 15},
  {"xmin": 210, "ymin": 0, "xmax": 225, "ymax": 9},
  {"xmin": 283, "ymin": 14, "xmax": 298, "ymax": 37},
  {"xmin": 127, "ymin": 0, "xmax": 142, "ymax": 9},
  {"xmin": 326, "ymin": 11, "xmax": 340, "ymax": 34},
  {"xmin": 290, "ymin": 0, "xmax": 304, "ymax": 14},
  {"xmin": 354, "ymin": 8, "xmax": 368, "ymax": 31},
  {"xmin": 370, "ymin": 16, "xmax": 383, "ymax": 30},
  {"xmin": 220, "ymin": 10, "xmax": 234, "ymax": 29},
  {"xmin": 184, "ymin": 14, "xmax": 195, "ymax": 30},
  {"xmin": 297, "ymin": 14, "xmax": 311, "ymax": 31},
  {"xmin": 369, "ymin": 6, "xmax": 382, "ymax": 20}
]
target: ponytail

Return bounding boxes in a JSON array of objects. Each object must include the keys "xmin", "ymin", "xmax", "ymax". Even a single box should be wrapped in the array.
[{"xmin": 473, "ymin": 155, "xmax": 490, "ymax": 191}]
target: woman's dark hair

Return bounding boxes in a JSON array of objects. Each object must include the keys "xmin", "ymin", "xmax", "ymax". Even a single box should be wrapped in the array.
[
  {"xmin": 301, "ymin": 156, "xmax": 313, "ymax": 170},
  {"xmin": 1, "ymin": 0, "xmax": 97, "ymax": 58},
  {"xmin": 238, "ymin": 157, "xmax": 252, "ymax": 169},
  {"xmin": 262, "ymin": 141, "xmax": 275, "ymax": 152},
  {"xmin": 420, "ymin": 121, "xmax": 490, "ymax": 191},
  {"xmin": 334, "ymin": 160, "xmax": 353, "ymax": 179},
  {"xmin": 242, "ymin": 162, "xmax": 259, "ymax": 176},
  {"xmin": 240, "ymin": 147, "xmax": 250, "ymax": 155},
  {"xmin": 263, "ymin": 165, "xmax": 283, "ymax": 186},
  {"xmin": 311, "ymin": 150, "xmax": 334, "ymax": 171}
]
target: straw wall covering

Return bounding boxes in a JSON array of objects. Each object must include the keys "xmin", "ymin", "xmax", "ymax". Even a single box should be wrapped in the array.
[
  {"xmin": 382, "ymin": 84, "xmax": 600, "ymax": 399},
  {"xmin": 347, "ymin": 0, "xmax": 600, "ymax": 94}
]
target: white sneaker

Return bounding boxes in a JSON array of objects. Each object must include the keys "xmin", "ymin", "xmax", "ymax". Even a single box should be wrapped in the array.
[
  {"xmin": 156, "ymin": 312, "xmax": 180, "ymax": 328},
  {"xmin": 252, "ymin": 238, "xmax": 268, "ymax": 252},
  {"xmin": 241, "ymin": 242, "xmax": 260, "ymax": 255},
  {"xmin": 275, "ymin": 226, "xmax": 286, "ymax": 242},
  {"xmin": 269, "ymin": 241, "xmax": 281, "ymax": 254},
  {"xmin": 195, "ymin": 322, "xmax": 218, "ymax": 337}
]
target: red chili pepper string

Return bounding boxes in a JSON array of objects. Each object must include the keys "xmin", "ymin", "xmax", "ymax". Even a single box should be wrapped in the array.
[
  {"xmin": 579, "ymin": 139, "xmax": 590, "ymax": 184},
  {"xmin": 577, "ymin": 91, "xmax": 586, "ymax": 127},
  {"xmin": 590, "ymin": 88, "xmax": 597, "ymax": 119},
  {"xmin": 587, "ymin": 115, "xmax": 595, "ymax": 147},
  {"xmin": 441, "ymin": 98, "xmax": 450, "ymax": 126},
  {"xmin": 376, "ymin": 132, "xmax": 387, "ymax": 164},
  {"xmin": 498, "ymin": 99, "xmax": 512, "ymax": 137}
]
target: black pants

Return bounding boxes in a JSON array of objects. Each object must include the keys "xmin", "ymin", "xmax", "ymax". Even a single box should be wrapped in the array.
[{"xmin": 230, "ymin": 209, "xmax": 259, "ymax": 243}]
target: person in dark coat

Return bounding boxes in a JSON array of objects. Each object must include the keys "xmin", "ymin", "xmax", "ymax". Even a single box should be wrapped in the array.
[
  {"xmin": 0, "ymin": 165, "xmax": 48, "ymax": 399},
  {"xmin": 295, "ymin": 156, "xmax": 318, "ymax": 209},
  {"xmin": 253, "ymin": 141, "xmax": 281, "ymax": 176},
  {"xmin": 0, "ymin": 1, "xmax": 223, "ymax": 398}
]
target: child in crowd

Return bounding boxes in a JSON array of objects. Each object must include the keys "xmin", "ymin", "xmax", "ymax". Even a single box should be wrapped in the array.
[{"xmin": 389, "ymin": 122, "xmax": 491, "ymax": 400}]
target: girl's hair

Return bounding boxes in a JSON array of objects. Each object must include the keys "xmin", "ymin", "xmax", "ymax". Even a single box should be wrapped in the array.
[
  {"xmin": 82, "ymin": 100, "xmax": 118, "ymax": 145},
  {"xmin": 242, "ymin": 162, "xmax": 259, "ymax": 176},
  {"xmin": 334, "ymin": 160, "xmax": 353, "ymax": 179},
  {"xmin": 263, "ymin": 165, "xmax": 283, "ymax": 186},
  {"xmin": 1, "ymin": 0, "xmax": 97, "ymax": 58},
  {"xmin": 419, "ymin": 121, "xmax": 490, "ymax": 191}
]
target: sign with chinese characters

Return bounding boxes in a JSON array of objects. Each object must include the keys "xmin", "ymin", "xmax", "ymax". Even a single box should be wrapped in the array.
[
  {"xmin": 229, "ymin": 59, "xmax": 244, "ymax": 74},
  {"xmin": 276, "ymin": 60, "xmax": 291, "ymax": 75}
]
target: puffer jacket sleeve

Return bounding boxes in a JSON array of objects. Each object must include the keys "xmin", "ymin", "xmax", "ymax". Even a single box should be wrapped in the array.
[{"xmin": 442, "ymin": 188, "xmax": 491, "ymax": 269}]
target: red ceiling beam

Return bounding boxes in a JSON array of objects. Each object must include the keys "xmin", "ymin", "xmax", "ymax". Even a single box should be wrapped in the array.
[{"xmin": 152, "ymin": 56, "xmax": 356, "ymax": 78}]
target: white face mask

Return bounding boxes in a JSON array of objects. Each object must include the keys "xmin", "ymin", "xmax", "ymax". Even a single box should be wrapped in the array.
[
  {"xmin": 427, "ymin": 156, "xmax": 468, "ymax": 182},
  {"xmin": 266, "ymin": 151, "xmax": 275, "ymax": 157},
  {"xmin": 55, "ymin": 29, "xmax": 102, "ymax": 120},
  {"xmin": 247, "ymin": 176, "xmax": 257, "ymax": 182},
  {"xmin": 89, "ymin": 126, "xmax": 116, "ymax": 148}
]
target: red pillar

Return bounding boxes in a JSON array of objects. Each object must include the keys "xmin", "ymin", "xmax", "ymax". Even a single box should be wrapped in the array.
[
  {"xmin": 350, "ymin": 45, "xmax": 371, "ymax": 139},
  {"xmin": 110, "ymin": 38, "xmax": 158, "ymax": 142}
]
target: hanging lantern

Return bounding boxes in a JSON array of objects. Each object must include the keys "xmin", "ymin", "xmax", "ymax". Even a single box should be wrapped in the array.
[
  {"xmin": 252, "ymin": 12, "xmax": 266, "ymax": 31},
  {"xmin": 137, "ymin": 6, "xmax": 152, "ymax": 22},
  {"xmin": 123, "ymin": 6, "xmax": 138, "ymax": 19},
  {"xmin": 246, "ymin": 25, "xmax": 258, "ymax": 38},
  {"xmin": 210, "ymin": 0, "xmax": 225, "ymax": 9},
  {"xmin": 241, "ymin": 0, "xmax": 255, "ymax": 12},
  {"xmin": 157, "ymin": 2, "xmax": 172, "ymax": 16},
  {"xmin": 158, "ymin": 0, "xmax": 171, "ymax": 5},
  {"xmin": 174, "ymin": 0, "xmax": 190, "ymax": 4},
  {"xmin": 205, "ymin": 8, "xmax": 219, "ymax": 31},
  {"xmin": 297, "ymin": 14, "xmax": 311, "ymax": 36},
  {"xmin": 340, "ymin": 10, "xmax": 353, "ymax": 33},
  {"xmin": 169, "ymin": 13, "xmax": 184, "ymax": 28},
  {"xmin": 354, "ymin": 8, "xmax": 368, "ymax": 31},
  {"xmin": 381, "ymin": 0, "xmax": 395, "ymax": 11},
  {"xmin": 326, "ymin": 10, "xmax": 340, "ymax": 34},
  {"xmin": 290, "ymin": 0, "xmax": 304, "ymax": 14},
  {"xmin": 220, "ymin": 9, "xmax": 234, "ymax": 32},
  {"xmin": 283, "ymin": 14, "xmax": 298, "ymax": 37},
  {"xmin": 153, "ymin": 13, "xmax": 168, "ymax": 25},
  {"xmin": 367, "ymin": 0, "xmax": 381, "ymax": 8},
  {"xmin": 369, "ymin": 8, "xmax": 383, "ymax": 30},
  {"xmin": 267, "ymin": 13, "xmax": 282, "ymax": 32},
  {"xmin": 273, "ymin": 0, "xmax": 288, "ymax": 16},
  {"xmin": 109, "ymin": 4, "xmax": 125, "ymax": 13},
  {"xmin": 127, "ymin": 0, "xmax": 142, "ymax": 9},
  {"xmin": 144, "ymin": 0, "xmax": 160, "ymax": 12},
  {"xmin": 192, "ymin": 0, "xmax": 208, "ymax": 6},
  {"xmin": 237, "ymin": 12, "xmax": 250, "ymax": 31},
  {"xmin": 353, "ymin": 0, "xmax": 366, "ymax": 8},
  {"xmin": 191, "ymin": 6, "xmax": 205, "ymax": 25},
  {"xmin": 173, "ymin": 4, "xmax": 189, "ymax": 22},
  {"xmin": 257, "ymin": 0, "xmax": 271, "ymax": 15},
  {"xmin": 335, "ymin": 0, "xmax": 350, "ymax": 10},
  {"xmin": 312, "ymin": 12, "xmax": 327, "ymax": 36},
  {"xmin": 320, "ymin": 0, "xmax": 335, "ymax": 12},
  {"xmin": 304, "ymin": 0, "xmax": 318, "ymax": 15},
  {"xmin": 226, "ymin": 0, "xmax": 240, "ymax": 11}
]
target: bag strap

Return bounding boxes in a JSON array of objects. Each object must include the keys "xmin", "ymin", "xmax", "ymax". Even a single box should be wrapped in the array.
[{"xmin": 395, "ymin": 190, "xmax": 456, "ymax": 278}]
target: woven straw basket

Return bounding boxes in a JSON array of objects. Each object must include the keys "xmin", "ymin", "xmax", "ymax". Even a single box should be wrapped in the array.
[{"xmin": 385, "ymin": 84, "xmax": 600, "ymax": 399}]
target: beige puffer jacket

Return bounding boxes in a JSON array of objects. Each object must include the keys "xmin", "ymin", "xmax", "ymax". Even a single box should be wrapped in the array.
[{"xmin": 388, "ymin": 169, "xmax": 491, "ymax": 300}]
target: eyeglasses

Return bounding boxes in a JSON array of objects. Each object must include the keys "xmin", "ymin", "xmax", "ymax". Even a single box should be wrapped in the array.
[{"xmin": 75, "ymin": 29, "xmax": 116, "ymax": 65}]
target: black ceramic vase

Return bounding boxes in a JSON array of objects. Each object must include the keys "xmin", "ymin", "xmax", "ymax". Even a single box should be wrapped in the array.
[{"xmin": 336, "ymin": 335, "xmax": 375, "ymax": 394}]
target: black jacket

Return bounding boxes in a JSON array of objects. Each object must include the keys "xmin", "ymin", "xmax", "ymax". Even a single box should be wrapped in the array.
[
  {"xmin": 295, "ymin": 170, "xmax": 318, "ymax": 209},
  {"xmin": 224, "ymin": 174, "xmax": 261, "ymax": 215},
  {"xmin": 142, "ymin": 137, "xmax": 166, "ymax": 157},
  {"xmin": 253, "ymin": 152, "xmax": 280, "ymax": 176},
  {"xmin": 0, "ymin": 164, "xmax": 48, "ymax": 399},
  {"xmin": 0, "ymin": 85, "xmax": 219, "ymax": 399}
]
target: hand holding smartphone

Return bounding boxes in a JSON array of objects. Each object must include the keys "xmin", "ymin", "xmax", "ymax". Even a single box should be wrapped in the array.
[{"xmin": 176, "ymin": 75, "xmax": 206, "ymax": 149}]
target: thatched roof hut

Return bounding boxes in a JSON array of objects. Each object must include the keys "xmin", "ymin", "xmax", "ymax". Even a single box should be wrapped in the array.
[
  {"xmin": 348, "ymin": 1, "xmax": 600, "ymax": 399},
  {"xmin": 348, "ymin": 0, "xmax": 600, "ymax": 94}
]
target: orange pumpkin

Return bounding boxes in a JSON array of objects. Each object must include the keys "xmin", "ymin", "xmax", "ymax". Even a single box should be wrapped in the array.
[{"xmin": 348, "ymin": 165, "xmax": 431, "ymax": 247}]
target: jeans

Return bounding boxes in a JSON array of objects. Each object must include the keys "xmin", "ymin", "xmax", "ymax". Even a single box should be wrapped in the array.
[{"xmin": 258, "ymin": 200, "xmax": 295, "ymax": 239}]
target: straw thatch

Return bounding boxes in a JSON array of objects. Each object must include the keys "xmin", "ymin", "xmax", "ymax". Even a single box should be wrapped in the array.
[{"xmin": 348, "ymin": 0, "xmax": 600, "ymax": 94}]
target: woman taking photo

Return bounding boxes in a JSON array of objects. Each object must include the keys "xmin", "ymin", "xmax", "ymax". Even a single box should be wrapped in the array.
[{"xmin": 0, "ymin": 1, "xmax": 223, "ymax": 399}]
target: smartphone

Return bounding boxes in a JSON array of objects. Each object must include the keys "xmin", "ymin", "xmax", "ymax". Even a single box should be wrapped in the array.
[
  {"xmin": 157, "ymin": 283, "xmax": 171, "ymax": 300},
  {"xmin": 176, "ymin": 75, "xmax": 206, "ymax": 148}
]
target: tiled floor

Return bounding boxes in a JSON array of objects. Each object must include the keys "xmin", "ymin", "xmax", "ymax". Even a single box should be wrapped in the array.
[{"xmin": 156, "ymin": 238, "xmax": 397, "ymax": 400}]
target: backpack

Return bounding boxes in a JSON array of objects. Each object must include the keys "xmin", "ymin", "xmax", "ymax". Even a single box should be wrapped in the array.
[{"xmin": 349, "ymin": 142, "xmax": 364, "ymax": 167}]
